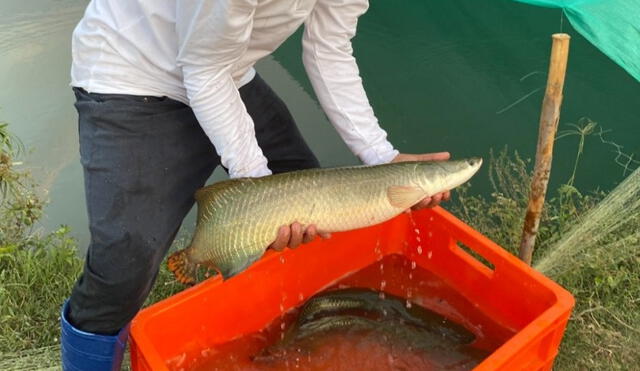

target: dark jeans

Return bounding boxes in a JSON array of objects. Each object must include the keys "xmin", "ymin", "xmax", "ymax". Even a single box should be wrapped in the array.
[{"xmin": 67, "ymin": 73, "xmax": 319, "ymax": 335}]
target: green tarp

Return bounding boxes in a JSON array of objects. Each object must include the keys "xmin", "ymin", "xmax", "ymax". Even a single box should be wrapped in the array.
[{"xmin": 515, "ymin": 0, "xmax": 640, "ymax": 82}]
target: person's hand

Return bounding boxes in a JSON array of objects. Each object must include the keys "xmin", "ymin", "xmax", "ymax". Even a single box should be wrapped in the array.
[
  {"xmin": 391, "ymin": 152, "xmax": 452, "ymax": 210},
  {"xmin": 269, "ymin": 222, "xmax": 331, "ymax": 251}
]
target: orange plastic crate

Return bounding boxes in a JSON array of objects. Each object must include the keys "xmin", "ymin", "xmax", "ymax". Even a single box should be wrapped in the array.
[{"xmin": 130, "ymin": 207, "xmax": 574, "ymax": 370}]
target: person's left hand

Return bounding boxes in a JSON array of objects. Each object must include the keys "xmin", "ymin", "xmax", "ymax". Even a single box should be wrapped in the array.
[
  {"xmin": 269, "ymin": 222, "xmax": 331, "ymax": 251},
  {"xmin": 391, "ymin": 152, "xmax": 452, "ymax": 210}
]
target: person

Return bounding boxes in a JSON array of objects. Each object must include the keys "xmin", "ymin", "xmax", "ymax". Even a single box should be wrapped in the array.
[{"xmin": 60, "ymin": 0, "xmax": 451, "ymax": 369}]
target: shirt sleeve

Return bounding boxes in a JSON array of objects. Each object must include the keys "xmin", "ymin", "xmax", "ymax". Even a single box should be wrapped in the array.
[
  {"xmin": 302, "ymin": 0, "xmax": 399, "ymax": 165},
  {"xmin": 175, "ymin": 0, "xmax": 271, "ymax": 178}
]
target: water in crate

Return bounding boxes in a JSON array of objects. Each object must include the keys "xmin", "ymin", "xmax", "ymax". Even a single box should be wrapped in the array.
[{"xmin": 172, "ymin": 254, "xmax": 502, "ymax": 370}]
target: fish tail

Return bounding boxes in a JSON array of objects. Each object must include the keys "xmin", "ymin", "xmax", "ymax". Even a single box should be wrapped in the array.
[{"xmin": 167, "ymin": 248, "xmax": 197, "ymax": 286}]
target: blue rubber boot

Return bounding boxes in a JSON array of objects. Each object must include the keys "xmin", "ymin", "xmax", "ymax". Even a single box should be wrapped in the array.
[{"xmin": 60, "ymin": 301, "xmax": 130, "ymax": 371}]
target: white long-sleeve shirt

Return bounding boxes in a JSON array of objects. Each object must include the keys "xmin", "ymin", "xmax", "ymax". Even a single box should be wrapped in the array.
[{"xmin": 71, "ymin": 0, "xmax": 399, "ymax": 178}]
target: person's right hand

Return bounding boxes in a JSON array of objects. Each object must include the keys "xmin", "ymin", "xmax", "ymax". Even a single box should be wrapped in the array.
[{"xmin": 269, "ymin": 222, "xmax": 331, "ymax": 251}]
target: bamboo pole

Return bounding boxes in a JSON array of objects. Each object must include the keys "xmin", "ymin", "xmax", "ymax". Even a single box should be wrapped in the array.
[{"xmin": 519, "ymin": 33, "xmax": 571, "ymax": 265}]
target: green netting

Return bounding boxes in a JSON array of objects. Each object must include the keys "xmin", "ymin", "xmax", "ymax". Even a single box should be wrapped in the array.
[{"xmin": 515, "ymin": 0, "xmax": 640, "ymax": 82}]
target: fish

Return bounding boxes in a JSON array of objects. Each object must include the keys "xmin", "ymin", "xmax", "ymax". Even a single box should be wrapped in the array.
[
  {"xmin": 279, "ymin": 288, "xmax": 475, "ymax": 347},
  {"xmin": 168, "ymin": 158, "xmax": 482, "ymax": 284},
  {"xmin": 255, "ymin": 288, "xmax": 488, "ymax": 369}
]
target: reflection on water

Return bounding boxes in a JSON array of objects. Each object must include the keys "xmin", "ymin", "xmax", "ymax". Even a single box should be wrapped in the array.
[
  {"xmin": 0, "ymin": 7, "xmax": 83, "ymax": 56},
  {"xmin": 1, "ymin": 0, "xmax": 638, "ymax": 248}
]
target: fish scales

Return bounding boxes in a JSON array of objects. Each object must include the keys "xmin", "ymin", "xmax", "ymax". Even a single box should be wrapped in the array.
[{"xmin": 167, "ymin": 159, "xmax": 482, "ymax": 284}]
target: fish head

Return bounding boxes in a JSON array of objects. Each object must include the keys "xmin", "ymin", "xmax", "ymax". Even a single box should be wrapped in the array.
[{"xmin": 415, "ymin": 158, "xmax": 483, "ymax": 195}]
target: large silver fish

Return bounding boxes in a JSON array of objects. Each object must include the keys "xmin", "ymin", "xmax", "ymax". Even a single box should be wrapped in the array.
[{"xmin": 168, "ymin": 158, "xmax": 482, "ymax": 284}]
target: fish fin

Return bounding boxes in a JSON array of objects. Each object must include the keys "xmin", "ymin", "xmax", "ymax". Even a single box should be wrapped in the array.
[
  {"xmin": 195, "ymin": 178, "xmax": 253, "ymax": 203},
  {"xmin": 217, "ymin": 247, "xmax": 266, "ymax": 280},
  {"xmin": 167, "ymin": 248, "xmax": 198, "ymax": 286},
  {"xmin": 387, "ymin": 185, "xmax": 425, "ymax": 209}
]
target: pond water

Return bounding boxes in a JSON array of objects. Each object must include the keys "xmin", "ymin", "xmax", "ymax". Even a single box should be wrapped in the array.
[{"xmin": 1, "ymin": 0, "xmax": 638, "ymax": 249}]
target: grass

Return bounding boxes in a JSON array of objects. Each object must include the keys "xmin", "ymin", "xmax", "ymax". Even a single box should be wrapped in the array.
[
  {"xmin": 1, "ymin": 121, "xmax": 638, "ymax": 369},
  {"xmin": 0, "ymin": 122, "xmax": 185, "ymax": 355},
  {"xmin": 0, "ymin": 226, "xmax": 80, "ymax": 352},
  {"xmin": 451, "ymin": 147, "xmax": 604, "ymax": 262},
  {"xmin": 450, "ymin": 146, "xmax": 639, "ymax": 370}
]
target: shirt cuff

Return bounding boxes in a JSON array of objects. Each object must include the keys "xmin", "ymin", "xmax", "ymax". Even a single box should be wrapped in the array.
[
  {"xmin": 237, "ymin": 67, "xmax": 256, "ymax": 88},
  {"xmin": 230, "ymin": 162, "xmax": 272, "ymax": 179},
  {"xmin": 357, "ymin": 141, "xmax": 399, "ymax": 166}
]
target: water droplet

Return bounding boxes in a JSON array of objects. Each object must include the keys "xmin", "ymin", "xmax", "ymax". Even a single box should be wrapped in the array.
[
  {"xmin": 380, "ymin": 280, "xmax": 387, "ymax": 290},
  {"xmin": 416, "ymin": 236, "xmax": 421, "ymax": 242},
  {"xmin": 280, "ymin": 322, "xmax": 286, "ymax": 330},
  {"xmin": 409, "ymin": 214, "xmax": 417, "ymax": 227},
  {"xmin": 429, "ymin": 216, "xmax": 434, "ymax": 222},
  {"xmin": 414, "ymin": 228, "xmax": 420, "ymax": 234},
  {"xmin": 382, "ymin": 309, "xmax": 388, "ymax": 316},
  {"xmin": 405, "ymin": 300, "xmax": 412, "ymax": 308},
  {"xmin": 378, "ymin": 291, "xmax": 386, "ymax": 300},
  {"xmin": 279, "ymin": 255, "xmax": 285, "ymax": 264},
  {"xmin": 408, "ymin": 272, "xmax": 413, "ymax": 280},
  {"xmin": 279, "ymin": 303, "xmax": 285, "ymax": 312},
  {"xmin": 411, "ymin": 261, "xmax": 417, "ymax": 270},
  {"xmin": 427, "ymin": 251, "xmax": 433, "ymax": 259},
  {"xmin": 298, "ymin": 293, "xmax": 304, "ymax": 301},
  {"xmin": 417, "ymin": 245, "xmax": 423, "ymax": 255}
]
